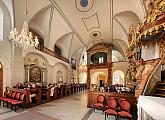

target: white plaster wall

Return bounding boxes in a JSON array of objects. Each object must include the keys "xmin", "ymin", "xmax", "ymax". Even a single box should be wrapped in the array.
[
  {"xmin": 141, "ymin": 45, "xmax": 159, "ymax": 61},
  {"xmin": 12, "ymin": 47, "xmax": 24, "ymax": 85},
  {"xmin": 53, "ymin": 63, "xmax": 69, "ymax": 83}
]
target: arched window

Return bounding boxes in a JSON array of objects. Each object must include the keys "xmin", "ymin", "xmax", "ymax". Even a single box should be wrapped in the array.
[
  {"xmin": 113, "ymin": 70, "xmax": 125, "ymax": 85},
  {"xmin": 91, "ymin": 52, "xmax": 107, "ymax": 64}
]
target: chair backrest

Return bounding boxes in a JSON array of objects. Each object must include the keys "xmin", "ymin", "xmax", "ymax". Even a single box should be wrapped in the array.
[
  {"xmin": 20, "ymin": 93, "xmax": 26, "ymax": 101},
  {"xmin": 7, "ymin": 90, "xmax": 12, "ymax": 97},
  {"xmin": 97, "ymin": 95, "xmax": 105, "ymax": 103},
  {"xmin": 119, "ymin": 100, "xmax": 131, "ymax": 112},
  {"xmin": 11, "ymin": 91, "xmax": 17, "ymax": 99},
  {"xmin": 15, "ymin": 92, "xmax": 21, "ymax": 100},
  {"xmin": 118, "ymin": 98, "xmax": 126, "ymax": 103},
  {"xmin": 107, "ymin": 97, "xmax": 117, "ymax": 109}
]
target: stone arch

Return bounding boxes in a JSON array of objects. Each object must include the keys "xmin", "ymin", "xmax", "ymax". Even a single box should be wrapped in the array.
[
  {"xmin": 0, "ymin": 54, "xmax": 11, "ymax": 94},
  {"xmin": 0, "ymin": 0, "xmax": 12, "ymax": 41},
  {"xmin": 25, "ymin": 52, "xmax": 49, "ymax": 83}
]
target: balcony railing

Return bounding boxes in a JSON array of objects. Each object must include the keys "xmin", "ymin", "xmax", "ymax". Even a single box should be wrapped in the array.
[{"xmin": 36, "ymin": 45, "xmax": 69, "ymax": 63}]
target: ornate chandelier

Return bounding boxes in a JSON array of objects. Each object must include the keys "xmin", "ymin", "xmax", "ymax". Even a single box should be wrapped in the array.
[{"xmin": 8, "ymin": 0, "xmax": 39, "ymax": 50}]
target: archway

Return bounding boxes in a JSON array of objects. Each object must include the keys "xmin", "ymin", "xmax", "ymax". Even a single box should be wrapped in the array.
[
  {"xmin": 91, "ymin": 71, "xmax": 107, "ymax": 87},
  {"xmin": 0, "ymin": 63, "xmax": 3, "ymax": 97},
  {"xmin": 56, "ymin": 71, "xmax": 63, "ymax": 84}
]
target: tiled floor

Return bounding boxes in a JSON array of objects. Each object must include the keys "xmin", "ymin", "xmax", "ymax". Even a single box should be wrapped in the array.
[
  {"xmin": 0, "ymin": 91, "xmax": 121, "ymax": 120},
  {"xmin": 0, "ymin": 91, "xmax": 90, "ymax": 120}
]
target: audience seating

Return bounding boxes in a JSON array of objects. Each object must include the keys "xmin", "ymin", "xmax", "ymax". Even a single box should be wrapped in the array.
[
  {"xmin": 94, "ymin": 94, "xmax": 106, "ymax": 112},
  {"xmin": 0, "ymin": 89, "xmax": 28, "ymax": 111},
  {"xmin": 0, "ymin": 83, "xmax": 87, "ymax": 112},
  {"xmin": 9, "ymin": 93, "xmax": 26, "ymax": 111},
  {"xmin": 117, "ymin": 100, "xmax": 132, "ymax": 119},
  {"xmin": 105, "ymin": 97, "xmax": 118, "ymax": 120}
]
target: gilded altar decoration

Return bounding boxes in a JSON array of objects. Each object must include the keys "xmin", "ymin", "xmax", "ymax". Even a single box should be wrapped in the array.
[
  {"xmin": 30, "ymin": 66, "xmax": 41, "ymax": 82},
  {"xmin": 127, "ymin": 0, "xmax": 165, "ymax": 60}
]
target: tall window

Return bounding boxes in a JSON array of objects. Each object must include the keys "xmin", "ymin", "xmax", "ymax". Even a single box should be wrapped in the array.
[
  {"xmin": 99, "ymin": 57, "xmax": 104, "ymax": 63},
  {"xmin": 54, "ymin": 45, "xmax": 62, "ymax": 56},
  {"xmin": 113, "ymin": 70, "xmax": 124, "ymax": 85},
  {"xmin": 91, "ymin": 52, "xmax": 107, "ymax": 64}
]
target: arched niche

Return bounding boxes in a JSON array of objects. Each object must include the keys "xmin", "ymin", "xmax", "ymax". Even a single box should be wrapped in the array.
[
  {"xmin": 24, "ymin": 53, "xmax": 48, "ymax": 83},
  {"xmin": 54, "ymin": 63, "xmax": 69, "ymax": 83},
  {"xmin": 112, "ymin": 70, "xmax": 125, "ymax": 85},
  {"xmin": 56, "ymin": 71, "xmax": 63, "ymax": 83}
]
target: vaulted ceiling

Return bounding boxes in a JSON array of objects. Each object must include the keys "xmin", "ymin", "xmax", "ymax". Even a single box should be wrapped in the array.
[{"xmin": 12, "ymin": 0, "xmax": 146, "ymax": 62}]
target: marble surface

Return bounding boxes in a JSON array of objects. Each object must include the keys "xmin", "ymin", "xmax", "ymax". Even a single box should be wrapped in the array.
[
  {"xmin": 0, "ymin": 91, "xmax": 90, "ymax": 120},
  {"xmin": 0, "ymin": 91, "xmax": 127, "ymax": 120}
]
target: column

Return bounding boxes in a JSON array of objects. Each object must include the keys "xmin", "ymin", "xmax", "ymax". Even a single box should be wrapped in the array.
[
  {"xmin": 87, "ymin": 65, "xmax": 90, "ymax": 89},
  {"xmin": 107, "ymin": 65, "xmax": 112, "ymax": 85}
]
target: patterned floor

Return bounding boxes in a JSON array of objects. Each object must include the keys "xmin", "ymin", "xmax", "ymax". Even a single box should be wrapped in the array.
[
  {"xmin": 0, "ymin": 91, "xmax": 90, "ymax": 120},
  {"xmin": 0, "ymin": 91, "xmax": 124, "ymax": 120}
]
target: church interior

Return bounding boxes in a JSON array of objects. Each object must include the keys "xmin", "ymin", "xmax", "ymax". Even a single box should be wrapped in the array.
[{"xmin": 0, "ymin": 0, "xmax": 165, "ymax": 120}]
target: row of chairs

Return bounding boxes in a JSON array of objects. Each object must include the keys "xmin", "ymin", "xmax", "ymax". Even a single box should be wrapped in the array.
[
  {"xmin": 0, "ymin": 90, "xmax": 26, "ymax": 111},
  {"xmin": 94, "ymin": 95, "xmax": 133, "ymax": 120}
]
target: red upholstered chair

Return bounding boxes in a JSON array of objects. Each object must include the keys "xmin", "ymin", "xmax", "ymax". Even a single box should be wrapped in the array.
[
  {"xmin": 10, "ymin": 93, "xmax": 26, "ymax": 111},
  {"xmin": 3, "ymin": 91, "xmax": 16, "ymax": 107},
  {"xmin": 1, "ymin": 90, "xmax": 12, "ymax": 106},
  {"xmin": 104, "ymin": 97, "xmax": 118, "ymax": 120},
  {"xmin": 118, "ymin": 98, "xmax": 126, "ymax": 103},
  {"xmin": 8, "ymin": 92, "xmax": 21, "ymax": 109},
  {"xmin": 118, "ymin": 100, "xmax": 132, "ymax": 120},
  {"xmin": 94, "ymin": 95, "xmax": 105, "ymax": 112}
]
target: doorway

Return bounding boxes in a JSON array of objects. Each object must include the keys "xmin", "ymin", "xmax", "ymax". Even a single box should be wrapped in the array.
[
  {"xmin": 99, "ymin": 80, "xmax": 105, "ymax": 87},
  {"xmin": 0, "ymin": 63, "xmax": 3, "ymax": 97}
]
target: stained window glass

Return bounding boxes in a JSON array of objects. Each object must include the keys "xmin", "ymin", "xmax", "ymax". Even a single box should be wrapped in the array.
[{"xmin": 80, "ymin": 0, "xmax": 88, "ymax": 7}]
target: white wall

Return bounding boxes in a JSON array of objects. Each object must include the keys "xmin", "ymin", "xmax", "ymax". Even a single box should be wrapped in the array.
[{"xmin": 141, "ymin": 45, "xmax": 159, "ymax": 61}]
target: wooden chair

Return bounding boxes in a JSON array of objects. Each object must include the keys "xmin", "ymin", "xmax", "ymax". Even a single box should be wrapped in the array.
[
  {"xmin": 10, "ymin": 93, "xmax": 26, "ymax": 111},
  {"xmin": 118, "ymin": 100, "xmax": 132, "ymax": 120},
  {"xmin": 105, "ymin": 97, "xmax": 118, "ymax": 120},
  {"xmin": 94, "ymin": 95, "xmax": 106, "ymax": 112}
]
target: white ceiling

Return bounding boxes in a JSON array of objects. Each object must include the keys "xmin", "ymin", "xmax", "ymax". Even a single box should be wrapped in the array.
[{"xmin": 12, "ymin": 0, "xmax": 145, "ymax": 62}]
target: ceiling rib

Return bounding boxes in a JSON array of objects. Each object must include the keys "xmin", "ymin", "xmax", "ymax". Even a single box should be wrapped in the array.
[
  {"xmin": 113, "ymin": 17, "xmax": 128, "ymax": 37},
  {"xmin": 48, "ymin": 6, "xmax": 54, "ymax": 47},
  {"xmin": 50, "ymin": 0, "xmax": 87, "ymax": 47}
]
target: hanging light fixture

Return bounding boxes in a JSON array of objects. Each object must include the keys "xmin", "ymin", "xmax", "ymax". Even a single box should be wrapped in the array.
[{"xmin": 8, "ymin": 0, "xmax": 39, "ymax": 50}]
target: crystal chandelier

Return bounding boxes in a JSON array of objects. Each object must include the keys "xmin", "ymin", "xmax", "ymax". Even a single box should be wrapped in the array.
[{"xmin": 8, "ymin": 0, "xmax": 39, "ymax": 50}]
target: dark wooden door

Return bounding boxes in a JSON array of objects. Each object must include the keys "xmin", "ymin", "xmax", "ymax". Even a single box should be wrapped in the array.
[{"xmin": 0, "ymin": 68, "xmax": 3, "ymax": 97}]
